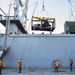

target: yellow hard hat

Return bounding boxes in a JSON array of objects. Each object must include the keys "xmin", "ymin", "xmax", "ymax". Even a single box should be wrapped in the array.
[{"xmin": 18, "ymin": 60, "xmax": 21, "ymax": 62}]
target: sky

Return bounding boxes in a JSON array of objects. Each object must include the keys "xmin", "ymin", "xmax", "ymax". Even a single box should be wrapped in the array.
[{"xmin": 0, "ymin": 0, "xmax": 75, "ymax": 34}]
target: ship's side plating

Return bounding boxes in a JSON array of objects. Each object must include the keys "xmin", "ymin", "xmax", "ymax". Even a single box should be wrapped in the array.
[{"xmin": 0, "ymin": 34, "xmax": 75, "ymax": 68}]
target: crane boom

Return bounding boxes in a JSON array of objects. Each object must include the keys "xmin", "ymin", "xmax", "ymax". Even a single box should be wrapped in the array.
[
  {"xmin": 14, "ymin": 0, "xmax": 19, "ymax": 19},
  {"xmin": 20, "ymin": 0, "xmax": 29, "ymax": 27},
  {"xmin": 0, "ymin": 8, "xmax": 7, "ymax": 16},
  {"xmin": 13, "ymin": 0, "xmax": 29, "ymax": 27},
  {"xmin": 19, "ymin": 0, "xmax": 23, "ymax": 7}
]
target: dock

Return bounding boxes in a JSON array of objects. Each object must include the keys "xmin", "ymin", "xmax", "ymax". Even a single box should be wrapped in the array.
[{"xmin": 1, "ymin": 68, "xmax": 75, "ymax": 75}]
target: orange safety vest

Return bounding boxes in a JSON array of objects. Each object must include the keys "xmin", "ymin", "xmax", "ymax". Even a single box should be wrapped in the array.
[
  {"xmin": 55, "ymin": 61, "xmax": 60, "ymax": 67},
  {"xmin": 0, "ymin": 61, "xmax": 3, "ymax": 67},
  {"xmin": 70, "ymin": 61, "xmax": 73, "ymax": 64},
  {"xmin": 18, "ymin": 62, "xmax": 21, "ymax": 67}
]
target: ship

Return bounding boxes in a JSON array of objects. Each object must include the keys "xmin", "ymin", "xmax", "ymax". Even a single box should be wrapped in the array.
[{"xmin": 0, "ymin": 0, "xmax": 75, "ymax": 69}]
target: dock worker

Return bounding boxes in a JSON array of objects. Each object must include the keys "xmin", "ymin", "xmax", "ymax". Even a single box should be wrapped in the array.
[
  {"xmin": 55, "ymin": 60, "xmax": 60, "ymax": 72},
  {"xmin": 0, "ymin": 58, "xmax": 3, "ymax": 74},
  {"xmin": 18, "ymin": 60, "xmax": 22, "ymax": 73},
  {"xmin": 70, "ymin": 59, "xmax": 73, "ymax": 71}
]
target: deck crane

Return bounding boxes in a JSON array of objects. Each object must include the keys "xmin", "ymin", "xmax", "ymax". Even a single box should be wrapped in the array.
[
  {"xmin": 0, "ymin": 0, "xmax": 30, "ymax": 58},
  {"xmin": 20, "ymin": 0, "xmax": 29, "ymax": 28},
  {"xmin": 13, "ymin": 0, "xmax": 20, "ymax": 19},
  {"xmin": 14, "ymin": 0, "xmax": 29, "ymax": 28}
]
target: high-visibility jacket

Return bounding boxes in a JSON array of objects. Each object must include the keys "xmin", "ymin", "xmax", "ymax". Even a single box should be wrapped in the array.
[
  {"xmin": 0, "ymin": 61, "xmax": 3, "ymax": 67},
  {"xmin": 18, "ymin": 62, "xmax": 21, "ymax": 67},
  {"xmin": 70, "ymin": 60, "xmax": 73, "ymax": 65},
  {"xmin": 55, "ymin": 61, "xmax": 60, "ymax": 67}
]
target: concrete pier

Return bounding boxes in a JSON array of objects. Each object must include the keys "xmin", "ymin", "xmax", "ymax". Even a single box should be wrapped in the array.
[{"xmin": 1, "ymin": 68, "xmax": 75, "ymax": 75}]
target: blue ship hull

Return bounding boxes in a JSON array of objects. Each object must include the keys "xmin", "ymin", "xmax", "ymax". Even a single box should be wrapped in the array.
[{"xmin": 0, "ymin": 34, "xmax": 75, "ymax": 69}]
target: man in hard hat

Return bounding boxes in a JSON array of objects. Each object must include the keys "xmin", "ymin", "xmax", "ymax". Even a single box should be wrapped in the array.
[
  {"xmin": 0, "ymin": 59, "xmax": 3, "ymax": 74},
  {"xmin": 18, "ymin": 60, "xmax": 22, "ymax": 73},
  {"xmin": 70, "ymin": 59, "xmax": 73, "ymax": 71},
  {"xmin": 55, "ymin": 60, "xmax": 60, "ymax": 72}
]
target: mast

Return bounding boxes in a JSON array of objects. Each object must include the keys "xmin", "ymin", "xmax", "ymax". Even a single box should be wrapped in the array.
[{"xmin": 3, "ymin": 3, "xmax": 12, "ymax": 50}]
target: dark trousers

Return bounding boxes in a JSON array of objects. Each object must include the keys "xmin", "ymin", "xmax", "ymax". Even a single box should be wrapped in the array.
[
  {"xmin": 18, "ymin": 67, "xmax": 22, "ymax": 73},
  {"xmin": 55, "ymin": 66, "xmax": 58, "ymax": 72},
  {"xmin": 0, "ymin": 66, "xmax": 2, "ymax": 74},
  {"xmin": 70, "ymin": 65, "xmax": 72, "ymax": 71}
]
